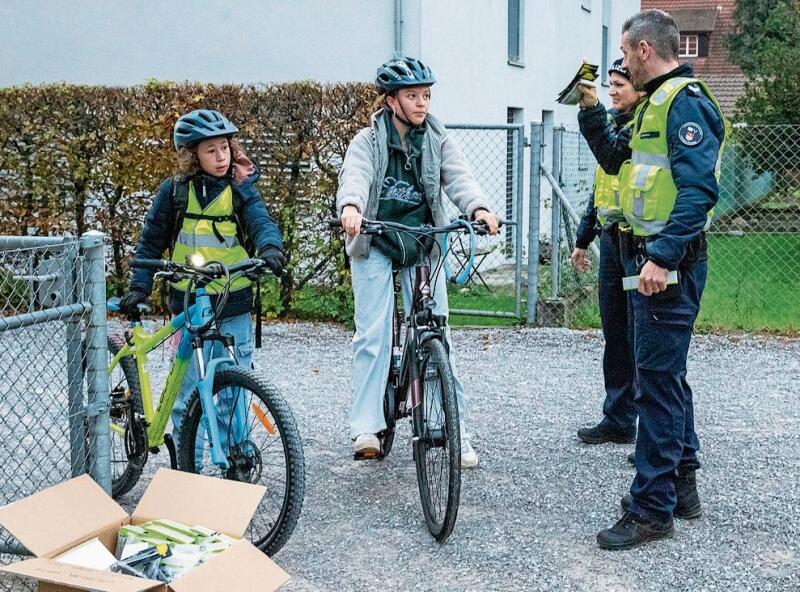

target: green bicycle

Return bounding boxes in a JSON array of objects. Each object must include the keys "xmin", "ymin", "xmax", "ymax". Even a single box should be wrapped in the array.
[{"xmin": 106, "ymin": 257, "xmax": 304, "ymax": 556}]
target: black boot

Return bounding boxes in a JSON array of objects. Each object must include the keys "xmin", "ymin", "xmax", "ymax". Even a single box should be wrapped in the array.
[
  {"xmin": 597, "ymin": 511, "xmax": 674, "ymax": 550},
  {"xmin": 577, "ymin": 422, "xmax": 636, "ymax": 445},
  {"xmin": 620, "ymin": 470, "xmax": 702, "ymax": 519},
  {"xmin": 674, "ymin": 470, "xmax": 703, "ymax": 519}
]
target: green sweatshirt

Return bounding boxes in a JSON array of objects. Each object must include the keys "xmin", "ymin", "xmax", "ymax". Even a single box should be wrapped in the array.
[{"xmin": 372, "ymin": 110, "xmax": 433, "ymax": 267}]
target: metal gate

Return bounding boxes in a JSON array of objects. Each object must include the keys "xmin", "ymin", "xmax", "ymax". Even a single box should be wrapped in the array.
[
  {"xmin": 443, "ymin": 124, "xmax": 525, "ymax": 321},
  {"xmin": 0, "ymin": 232, "xmax": 110, "ymax": 588}
]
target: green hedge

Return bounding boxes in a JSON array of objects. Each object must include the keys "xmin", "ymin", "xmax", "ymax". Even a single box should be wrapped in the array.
[{"xmin": 0, "ymin": 81, "xmax": 377, "ymax": 320}]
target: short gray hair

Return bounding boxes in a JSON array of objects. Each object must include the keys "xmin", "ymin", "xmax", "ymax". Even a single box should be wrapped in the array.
[{"xmin": 622, "ymin": 10, "xmax": 679, "ymax": 61}]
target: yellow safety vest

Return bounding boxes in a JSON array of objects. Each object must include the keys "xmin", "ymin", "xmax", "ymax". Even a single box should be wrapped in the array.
[
  {"xmin": 593, "ymin": 119, "xmax": 633, "ymax": 226},
  {"xmin": 170, "ymin": 182, "xmax": 250, "ymax": 293},
  {"xmin": 620, "ymin": 77, "xmax": 725, "ymax": 237}
]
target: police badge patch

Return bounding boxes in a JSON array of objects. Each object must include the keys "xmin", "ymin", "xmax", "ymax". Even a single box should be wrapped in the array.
[{"xmin": 679, "ymin": 122, "xmax": 703, "ymax": 146}]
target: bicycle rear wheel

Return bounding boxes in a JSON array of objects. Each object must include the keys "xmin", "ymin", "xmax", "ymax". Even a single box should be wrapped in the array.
[
  {"xmin": 177, "ymin": 367, "xmax": 305, "ymax": 556},
  {"xmin": 107, "ymin": 335, "xmax": 148, "ymax": 498},
  {"xmin": 413, "ymin": 337, "xmax": 461, "ymax": 541}
]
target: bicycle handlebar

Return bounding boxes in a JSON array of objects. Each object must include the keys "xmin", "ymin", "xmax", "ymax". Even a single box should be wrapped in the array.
[
  {"xmin": 327, "ymin": 217, "xmax": 513, "ymax": 236},
  {"xmin": 131, "ymin": 257, "xmax": 269, "ymax": 278}
]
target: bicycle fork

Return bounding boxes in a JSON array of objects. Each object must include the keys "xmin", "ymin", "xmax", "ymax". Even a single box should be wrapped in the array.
[{"xmin": 191, "ymin": 337, "xmax": 239, "ymax": 470}]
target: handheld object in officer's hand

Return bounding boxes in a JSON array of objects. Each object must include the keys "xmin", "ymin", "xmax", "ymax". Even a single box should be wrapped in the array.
[
  {"xmin": 556, "ymin": 62, "xmax": 599, "ymax": 104},
  {"xmin": 622, "ymin": 270, "xmax": 679, "ymax": 291}
]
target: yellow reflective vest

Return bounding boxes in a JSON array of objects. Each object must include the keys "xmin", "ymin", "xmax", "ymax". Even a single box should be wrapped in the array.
[
  {"xmin": 170, "ymin": 182, "xmax": 251, "ymax": 294},
  {"xmin": 620, "ymin": 77, "xmax": 725, "ymax": 237},
  {"xmin": 593, "ymin": 118, "xmax": 633, "ymax": 227}
]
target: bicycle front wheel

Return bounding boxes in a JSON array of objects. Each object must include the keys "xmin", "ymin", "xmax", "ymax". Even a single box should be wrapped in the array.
[
  {"xmin": 177, "ymin": 367, "xmax": 305, "ymax": 556},
  {"xmin": 413, "ymin": 337, "xmax": 461, "ymax": 541}
]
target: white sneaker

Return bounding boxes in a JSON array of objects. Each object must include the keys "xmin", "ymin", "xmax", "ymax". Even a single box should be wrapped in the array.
[
  {"xmin": 353, "ymin": 433, "xmax": 380, "ymax": 459},
  {"xmin": 460, "ymin": 437, "xmax": 478, "ymax": 469}
]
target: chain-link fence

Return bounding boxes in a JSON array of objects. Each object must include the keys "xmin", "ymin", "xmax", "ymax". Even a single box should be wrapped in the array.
[
  {"xmin": 442, "ymin": 124, "xmax": 525, "ymax": 321},
  {"xmin": 0, "ymin": 232, "xmax": 110, "ymax": 591},
  {"xmin": 534, "ymin": 123, "xmax": 800, "ymax": 333}
]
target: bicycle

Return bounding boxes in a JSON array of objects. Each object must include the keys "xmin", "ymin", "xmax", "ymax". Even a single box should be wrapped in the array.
[
  {"xmin": 106, "ymin": 256, "xmax": 304, "ymax": 556},
  {"xmin": 330, "ymin": 217, "xmax": 504, "ymax": 542}
]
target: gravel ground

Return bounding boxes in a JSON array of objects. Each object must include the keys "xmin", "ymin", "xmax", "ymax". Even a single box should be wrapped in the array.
[{"xmin": 3, "ymin": 323, "xmax": 799, "ymax": 591}]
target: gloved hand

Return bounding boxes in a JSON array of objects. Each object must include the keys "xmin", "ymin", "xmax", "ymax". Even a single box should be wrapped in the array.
[
  {"xmin": 257, "ymin": 245, "xmax": 287, "ymax": 277},
  {"xmin": 119, "ymin": 289, "xmax": 148, "ymax": 315}
]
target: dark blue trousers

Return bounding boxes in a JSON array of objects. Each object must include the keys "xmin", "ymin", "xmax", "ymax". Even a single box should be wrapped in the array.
[
  {"xmin": 597, "ymin": 225, "xmax": 637, "ymax": 436},
  {"xmin": 620, "ymin": 234, "xmax": 706, "ymax": 521}
]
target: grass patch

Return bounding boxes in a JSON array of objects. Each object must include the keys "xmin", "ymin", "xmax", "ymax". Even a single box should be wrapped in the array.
[
  {"xmin": 447, "ymin": 285, "xmax": 520, "ymax": 327},
  {"xmin": 697, "ymin": 233, "xmax": 800, "ymax": 333},
  {"xmin": 545, "ymin": 233, "xmax": 800, "ymax": 334}
]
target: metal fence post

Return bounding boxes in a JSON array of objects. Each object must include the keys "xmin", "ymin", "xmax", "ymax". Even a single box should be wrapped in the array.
[
  {"xmin": 551, "ymin": 126, "xmax": 563, "ymax": 299},
  {"xmin": 63, "ymin": 240, "xmax": 86, "ymax": 478},
  {"xmin": 514, "ymin": 125, "xmax": 524, "ymax": 320},
  {"xmin": 527, "ymin": 122, "xmax": 543, "ymax": 324},
  {"xmin": 81, "ymin": 230, "xmax": 111, "ymax": 494}
]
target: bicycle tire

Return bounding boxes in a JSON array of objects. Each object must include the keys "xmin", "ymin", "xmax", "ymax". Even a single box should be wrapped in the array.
[
  {"xmin": 107, "ymin": 335, "xmax": 147, "ymax": 498},
  {"xmin": 379, "ymin": 382, "xmax": 398, "ymax": 458},
  {"xmin": 177, "ymin": 367, "xmax": 305, "ymax": 556},
  {"xmin": 413, "ymin": 337, "xmax": 461, "ymax": 542}
]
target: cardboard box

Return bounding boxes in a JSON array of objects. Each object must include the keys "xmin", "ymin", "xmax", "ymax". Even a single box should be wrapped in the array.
[{"xmin": 0, "ymin": 469, "xmax": 290, "ymax": 592}]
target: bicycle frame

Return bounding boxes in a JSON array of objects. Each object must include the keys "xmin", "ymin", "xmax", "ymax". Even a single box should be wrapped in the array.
[
  {"xmin": 108, "ymin": 286, "xmax": 239, "ymax": 469},
  {"xmin": 389, "ymin": 242, "xmax": 449, "ymax": 424}
]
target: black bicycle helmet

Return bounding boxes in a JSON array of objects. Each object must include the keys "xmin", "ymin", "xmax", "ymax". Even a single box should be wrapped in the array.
[
  {"xmin": 608, "ymin": 58, "xmax": 631, "ymax": 81},
  {"xmin": 173, "ymin": 109, "xmax": 239, "ymax": 150},
  {"xmin": 375, "ymin": 57, "xmax": 436, "ymax": 93}
]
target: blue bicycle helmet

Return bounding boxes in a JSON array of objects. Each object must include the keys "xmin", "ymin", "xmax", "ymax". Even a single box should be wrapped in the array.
[
  {"xmin": 375, "ymin": 57, "xmax": 436, "ymax": 93},
  {"xmin": 173, "ymin": 109, "xmax": 239, "ymax": 150}
]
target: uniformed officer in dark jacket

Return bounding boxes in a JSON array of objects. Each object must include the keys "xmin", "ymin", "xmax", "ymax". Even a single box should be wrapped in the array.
[
  {"xmin": 577, "ymin": 10, "xmax": 726, "ymax": 550},
  {"xmin": 573, "ymin": 59, "xmax": 645, "ymax": 448}
]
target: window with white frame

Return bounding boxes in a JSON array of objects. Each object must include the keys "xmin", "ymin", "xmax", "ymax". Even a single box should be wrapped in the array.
[{"xmin": 679, "ymin": 34, "xmax": 699, "ymax": 57}]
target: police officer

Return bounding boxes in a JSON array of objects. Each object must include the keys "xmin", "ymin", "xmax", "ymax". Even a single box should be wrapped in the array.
[
  {"xmin": 577, "ymin": 10, "xmax": 725, "ymax": 549},
  {"xmin": 573, "ymin": 59, "xmax": 645, "ymax": 447}
]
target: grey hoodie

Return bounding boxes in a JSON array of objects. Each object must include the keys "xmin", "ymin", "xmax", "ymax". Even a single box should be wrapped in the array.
[{"xmin": 336, "ymin": 109, "xmax": 491, "ymax": 258}]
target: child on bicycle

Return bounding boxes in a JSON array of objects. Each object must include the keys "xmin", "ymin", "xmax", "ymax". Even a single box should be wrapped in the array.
[
  {"xmin": 119, "ymin": 108, "xmax": 285, "ymax": 449},
  {"xmin": 337, "ymin": 57, "xmax": 500, "ymax": 468}
]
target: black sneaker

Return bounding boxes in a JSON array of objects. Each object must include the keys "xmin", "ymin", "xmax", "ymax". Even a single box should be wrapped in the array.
[
  {"xmin": 597, "ymin": 511, "xmax": 674, "ymax": 550},
  {"xmin": 577, "ymin": 423, "xmax": 636, "ymax": 445},
  {"xmin": 620, "ymin": 471, "xmax": 702, "ymax": 519}
]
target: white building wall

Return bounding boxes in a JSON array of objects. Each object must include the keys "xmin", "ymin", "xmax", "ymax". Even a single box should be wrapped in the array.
[
  {"xmin": 4, "ymin": 0, "xmax": 640, "ymax": 122},
  {"xmin": 0, "ymin": 0, "xmax": 393, "ymax": 86}
]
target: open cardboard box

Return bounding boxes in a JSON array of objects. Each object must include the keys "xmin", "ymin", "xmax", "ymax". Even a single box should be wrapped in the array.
[{"xmin": 0, "ymin": 468, "xmax": 290, "ymax": 592}]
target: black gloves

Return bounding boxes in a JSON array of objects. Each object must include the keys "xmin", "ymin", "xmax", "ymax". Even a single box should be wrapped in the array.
[
  {"xmin": 119, "ymin": 289, "xmax": 148, "ymax": 315},
  {"xmin": 257, "ymin": 245, "xmax": 287, "ymax": 277}
]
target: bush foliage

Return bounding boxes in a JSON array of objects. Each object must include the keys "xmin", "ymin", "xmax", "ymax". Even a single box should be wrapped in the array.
[{"xmin": 0, "ymin": 81, "xmax": 377, "ymax": 319}]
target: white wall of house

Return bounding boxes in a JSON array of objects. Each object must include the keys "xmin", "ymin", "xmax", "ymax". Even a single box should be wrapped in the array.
[{"xmin": 3, "ymin": 0, "xmax": 639, "ymax": 124}]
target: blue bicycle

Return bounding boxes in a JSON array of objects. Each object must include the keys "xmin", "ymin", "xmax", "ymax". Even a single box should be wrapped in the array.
[{"xmin": 107, "ymin": 257, "xmax": 304, "ymax": 556}]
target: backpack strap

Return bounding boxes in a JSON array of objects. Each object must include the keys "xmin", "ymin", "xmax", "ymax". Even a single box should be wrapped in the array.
[{"xmin": 170, "ymin": 174, "xmax": 189, "ymax": 257}]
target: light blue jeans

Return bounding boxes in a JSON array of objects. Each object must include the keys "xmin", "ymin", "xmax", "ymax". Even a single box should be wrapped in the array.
[
  {"xmin": 171, "ymin": 312, "xmax": 255, "ymax": 464},
  {"xmin": 349, "ymin": 249, "xmax": 467, "ymax": 438}
]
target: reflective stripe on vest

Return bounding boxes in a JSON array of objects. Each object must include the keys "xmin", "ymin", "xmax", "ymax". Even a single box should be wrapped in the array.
[
  {"xmin": 621, "ymin": 77, "xmax": 725, "ymax": 237},
  {"xmin": 593, "ymin": 118, "xmax": 633, "ymax": 226},
  {"xmin": 171, "ymin": 182, "xmax": 251, "ymax": 293}
]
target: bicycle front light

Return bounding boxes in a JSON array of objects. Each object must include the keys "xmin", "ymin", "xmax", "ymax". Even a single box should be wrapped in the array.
[{"xmin": 188, "ymin": 254, "xmax": 205, "ymax": 267}]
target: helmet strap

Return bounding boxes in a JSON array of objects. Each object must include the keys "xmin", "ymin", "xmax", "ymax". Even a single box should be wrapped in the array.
[{"xmin": 387, "ymin": 94, "xmax": 421, "ymax": 129}]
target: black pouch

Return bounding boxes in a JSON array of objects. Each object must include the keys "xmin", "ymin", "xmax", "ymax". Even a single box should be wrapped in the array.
[{"xmin": 681, "ymin": 233, "xmax": 708, "ymax": 269}]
